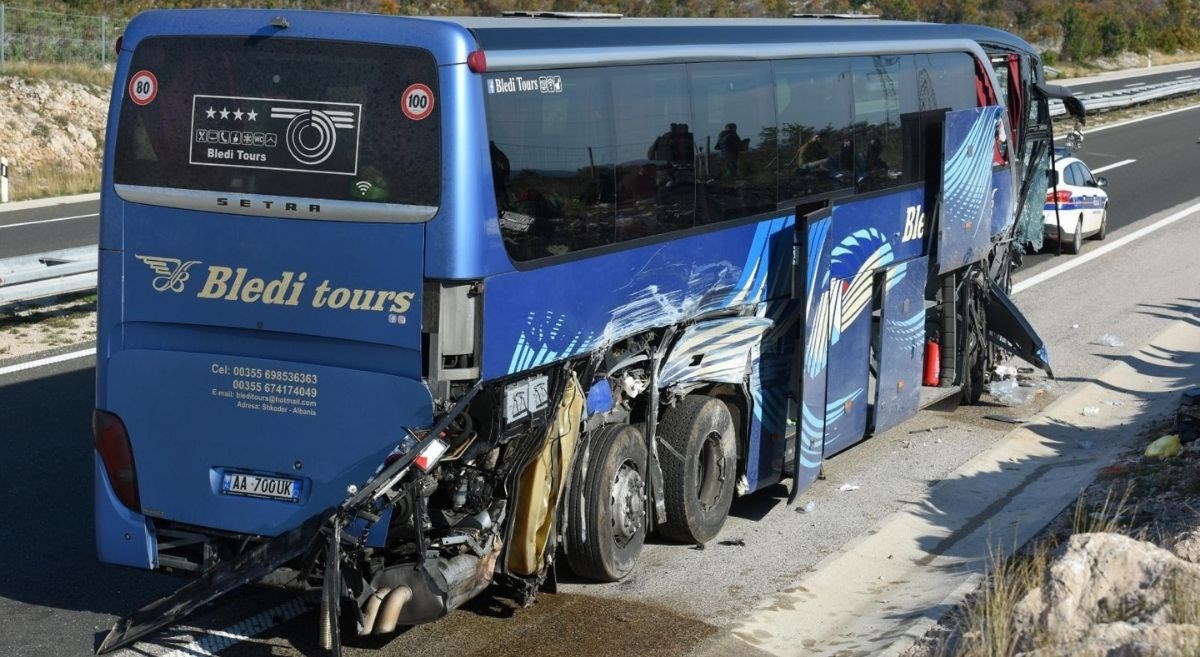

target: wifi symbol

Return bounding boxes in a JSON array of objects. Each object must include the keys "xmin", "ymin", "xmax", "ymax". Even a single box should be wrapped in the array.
[{"xmin": 354, "ymin": 181, "xmax": 372, "ymax": 196}]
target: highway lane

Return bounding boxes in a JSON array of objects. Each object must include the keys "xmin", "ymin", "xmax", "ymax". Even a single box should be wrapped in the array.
[
  {"xmin": 1061, "ymin": 61, "xmax": 1200, "ymax": 94},
  {"xmin": 1023, "ymin": 104, "xmax": 1200, "ymax": 270},
  {"xmin": 0, "ymin": 200, "xmax": 99, "ymax": 259}
]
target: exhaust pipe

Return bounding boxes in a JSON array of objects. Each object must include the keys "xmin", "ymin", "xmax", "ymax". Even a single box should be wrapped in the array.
[
  {"xmin": 359, "ymin": 587, "xmax": 391, "ymax": 635},
  {"xmin": 374, "ymin": 585, "xmax": 413, "ymax": 635}
]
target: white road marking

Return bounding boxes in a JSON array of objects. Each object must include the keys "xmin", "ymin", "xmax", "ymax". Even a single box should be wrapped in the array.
[
  {"xmin": 1055, "ymin": 102, "xmax": 1200, "ymax": 139},
  {"xmin": 1123, "ymin": 82, "xmax": 1145, "ymax": 88},
  {"xmin": 1013, "ymin": 199, "xmax": 1200, "ymax": 295},
  {"xmin": 1091, "ymin": 158, "xmax": 1136, "ymax": 173},
  {"xmin": 0, "ymin": 347, "xmax": 95, "ymax": 376},
  {"xmin": 1177, "ymin": 74, "xmax": 1194, "ymax": 79},
  {"xmin": 115, "ymin": 599, "xmax": 310, "ymax": 657},
  {"xmin": 0, "ymin": 212, "xmax": 98, "ymax": 229}
]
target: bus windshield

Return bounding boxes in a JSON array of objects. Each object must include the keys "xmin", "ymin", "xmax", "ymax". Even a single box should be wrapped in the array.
[{"xmin": 113, "ymin": 36, "xmax": 441, "ymax": 219}]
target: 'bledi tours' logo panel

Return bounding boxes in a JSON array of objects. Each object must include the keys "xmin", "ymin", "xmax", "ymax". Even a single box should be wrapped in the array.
[{"xmin": 189, "ymin": 94, "xmax": 362, "ymax": 176}]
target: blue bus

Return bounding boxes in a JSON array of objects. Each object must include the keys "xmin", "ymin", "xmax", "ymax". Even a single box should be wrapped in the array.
[{"xmin": 94, "ymin": 11, "xmax": 1081, "ymax": 652}]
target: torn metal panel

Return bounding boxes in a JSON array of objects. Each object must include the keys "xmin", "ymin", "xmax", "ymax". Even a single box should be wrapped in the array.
[
  {"xmin": 986, "ymin": 281, "xmax": 1053, "ymax": 377},
  {"xmin": 658, "ymin": 316, "xmax": 773, "ymax": 389}
]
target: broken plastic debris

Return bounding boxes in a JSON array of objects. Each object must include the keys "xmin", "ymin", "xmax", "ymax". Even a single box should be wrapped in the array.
[
  {"xmin": 994, "ymin": 365, "xmax": 1019, "ymax": 379},
  {"xmin": 1101, "ymin": 399, "xmax": 1126, "ymax": 407},
  {"xmin": 1081, "ymin": 406, "xmax": 1101, "ymax": 417},
  {"xmin": 801, "ymin": 501, "xmax": 817, "ymax": 514},
  {"xmin": 1070, "ymin": 323, "xmax": 1080, "ymax": 329},
  {"xmin": 1145, "ymin": 434, "xmax": 1182, "ymax": 459},
  {"xmin": 1096, "ymin": 334, "xmax": 1125, "ymax": 347},
  {"xmin": 718, "ymin": 538, "xmax": 746, "ymax": 547},
  {"xmin": 839, "ymin": 483, "xmax": 861, "ymax": 492},
  {"xmin": 990, "ymin": 378, "xmax": 1034, "ymax": 406},
  {"xmin": 985, "ymin": 414, "xmax": 1027, "ymax": 424}
]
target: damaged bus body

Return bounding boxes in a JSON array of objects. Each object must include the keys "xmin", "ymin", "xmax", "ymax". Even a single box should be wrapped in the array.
[{"xmin": 95, "ymin": 11, "xmax": 1081, "ymax": 653}]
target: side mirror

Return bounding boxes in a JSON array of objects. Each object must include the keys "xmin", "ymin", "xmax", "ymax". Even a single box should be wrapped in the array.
[{"xmin": 1095, "ymin": 176, "xmax": 1108, "ymax": 188}]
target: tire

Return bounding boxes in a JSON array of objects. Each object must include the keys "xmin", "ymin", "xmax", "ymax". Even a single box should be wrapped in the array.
[
  {"xmin": 564, "ymin": 424, "xmax": 648, "ymax": 582},
  {"xmin": 1065, "ymin": 215, "xmax": 1083, "ymax": 254},
  {"xmin": 1094, "ymin": 208, "xmax": 1108, "ymax": 240},
  {"xmin": 656, "ymin": 395, "xmax": 738, "ymax": 544},
  {"xmin": 960, "ymin": 271, "xmax": 987, "ymax": 406}
]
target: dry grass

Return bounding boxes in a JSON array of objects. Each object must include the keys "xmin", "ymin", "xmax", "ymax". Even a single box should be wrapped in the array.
[
  {"xmin": 1050, "ymin": 51, "xmax": 1200, "ymax": 79},
  {"xmin": 0, "ymin": 61, "xmax": 113, "ymax": 89},
  {"xmin": 8, "ymin": 165, "xmax": 100, "ymax": 202},
  {"xmin": 932, "ymin": 486, "xmax": 1137, "ymax": 657}
]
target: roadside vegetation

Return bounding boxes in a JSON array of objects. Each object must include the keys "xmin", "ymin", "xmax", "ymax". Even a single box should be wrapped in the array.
[{"xmin": 909, "ymin": 419, "xmax": 1200, "ymax": 657}]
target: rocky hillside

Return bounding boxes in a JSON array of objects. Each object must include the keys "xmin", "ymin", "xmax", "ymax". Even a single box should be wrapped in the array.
[{"xmin": 0, "ymin": 75, "xmax": 109, "ymax": 197}]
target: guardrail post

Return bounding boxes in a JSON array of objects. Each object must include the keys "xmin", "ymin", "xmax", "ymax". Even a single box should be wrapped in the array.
[{"xmin": 1, "ymin": 157, "xmax": 8, "ymax": 204}]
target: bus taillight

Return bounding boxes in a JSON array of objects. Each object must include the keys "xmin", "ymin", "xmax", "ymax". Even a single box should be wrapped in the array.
[{"xmin": 93, "ymin": 409, "xmax": 141, "ymax": 512}]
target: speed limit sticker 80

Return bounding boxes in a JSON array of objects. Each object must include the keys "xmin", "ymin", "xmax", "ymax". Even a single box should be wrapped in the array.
[
  {"xmin": 401, "ymin": 83, "xmax": 434, "ymax": 121},
  {"xmin": 128, "ymin": 70, "xmax": 158, "ymax": 106}
]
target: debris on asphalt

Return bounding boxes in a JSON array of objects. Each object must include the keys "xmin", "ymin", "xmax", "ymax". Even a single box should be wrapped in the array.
[
  {"xmin": 717, "ymin": 538, "xmax": 746, "ymax": 547},
  {"xmin": 1100, "ymin": 399, "xmax": 1126, "ymax": 407},
  {"xmin": 994, "ymin": 365, "xmax": 1019, "ymax": 379},
  {"xmin": 985, "ymin": 414, "xmax": 1028, "ymax": 424},
  {"xmin": 990, "ymin": 378, "xmax": 1034, "ymax": 406},
  {"xmin": 1081, "ymin": 405, "xmax": 1101, "ymax": 417},
  {"xmin": 1070, "ymin": 323, "xmax": 1080, "ymax": 329},
  {"xmin": 1096, "ymin": 333, "xmax": 1125, "ymax": 347},
  {"xmin": 795, "ymin": 500, "xmax": 817, "ymax": 514},
  {"xmin": 838, "ymin": 483, "xmax": 861, "ymax": 492},
  {"xmin": 908, "ymin": 425, "xmax": 949, "ymax": 435},
  {"xmin": 1145, "ymin": 434, "xmax": 1182, "ymax": 459}
]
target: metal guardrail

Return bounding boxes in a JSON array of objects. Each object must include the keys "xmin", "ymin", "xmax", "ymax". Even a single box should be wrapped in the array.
[
  {"xmin": 1050, "ymin": 77, "xmax": 1200, "ymax": 117},
  {"xmin": 0, "ymin": 245, "xmax": 97, "ymax": 308}
]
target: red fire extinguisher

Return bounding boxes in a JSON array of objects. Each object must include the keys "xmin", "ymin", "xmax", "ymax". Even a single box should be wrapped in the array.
[{"xmin": 923, "ymin": 339, "xmax": 941, "ymax": 387}]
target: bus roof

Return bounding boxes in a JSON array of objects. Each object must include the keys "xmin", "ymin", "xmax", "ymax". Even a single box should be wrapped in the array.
[{"xmin": 434, "ymin": 16, "xmax": 1038, "ymax": 58}]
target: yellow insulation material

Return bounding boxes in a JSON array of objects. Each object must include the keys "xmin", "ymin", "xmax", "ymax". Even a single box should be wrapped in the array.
[{"xmin": 507, "ymin": 375, "xmax": 584, "ymax": 576}]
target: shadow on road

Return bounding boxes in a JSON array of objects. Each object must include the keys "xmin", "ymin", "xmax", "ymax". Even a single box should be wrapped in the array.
[{"xmin": 0, "ymin": 365, "xmax": 177, "ymax": 616}]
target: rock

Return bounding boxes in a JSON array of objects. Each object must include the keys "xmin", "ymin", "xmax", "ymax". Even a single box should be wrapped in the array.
[
  {"xmin": 1172, "ymin": 530, "xmax": 1200, "ymax": 564},
  {"xmin": 1012, "ymin": 533, "xmax": 1200, "ymax": 650},
  {"xmin": 1016, "ymin": 622, "xmax": 1200, "ymax": 657}
]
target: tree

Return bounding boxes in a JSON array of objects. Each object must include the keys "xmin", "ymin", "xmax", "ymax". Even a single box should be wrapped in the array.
[{"xmin": 1098, "ymin": 14, "xmax": 1128, "ymax": 56}]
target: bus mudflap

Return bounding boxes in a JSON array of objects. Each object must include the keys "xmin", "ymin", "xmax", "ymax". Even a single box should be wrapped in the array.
[{"xmin": 986, "ymin": 281, "xmax": 1053, "ymax": 378}]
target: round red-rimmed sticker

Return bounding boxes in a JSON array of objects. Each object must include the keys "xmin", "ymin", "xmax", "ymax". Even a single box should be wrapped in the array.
[
  {"xmin": 128, "ymin": 70, "xmax": 159, "ymax": 106},
  {"xmin": 401, "ymin": 83, "xmax": 435, "ymax": 121}
]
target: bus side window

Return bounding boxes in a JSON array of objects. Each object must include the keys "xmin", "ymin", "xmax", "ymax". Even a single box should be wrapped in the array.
[
  {"xmin": 774, "ymin": 57, "xmax": 854, "ymax": 205},
  {"xmin": 687, "ymin": 61, "xmax": 777, "ymax": 224},
  {"xmin": 486, "ymin": 68, "xmax": 617, "ymax": 261},
  {"xmin": 851, "ymin": 55, "xmax": 919, "ymax": 193},
  {"xmin": 611, "ymin": 64, "xmax": 694, "ymax": 242}
]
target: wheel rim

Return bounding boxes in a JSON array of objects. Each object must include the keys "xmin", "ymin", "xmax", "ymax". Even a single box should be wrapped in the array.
[
  {"xmin": 695, "ymin": 430, "xmax": 727, "ymax": 511},
  {"xmin": 610, "ymin": 460, "xmax": 645, "ymax": 548}
]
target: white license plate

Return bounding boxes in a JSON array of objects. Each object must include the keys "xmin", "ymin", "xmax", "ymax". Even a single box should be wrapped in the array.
[{"xmin": 221, "ymin": 472, "xmax": 302, "ymax": 502}]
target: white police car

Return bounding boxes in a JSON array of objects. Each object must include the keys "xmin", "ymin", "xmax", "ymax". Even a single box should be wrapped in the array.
[{"xmin": 1043, "ymin": 153, "xmax": 1109, "ymax": 254}]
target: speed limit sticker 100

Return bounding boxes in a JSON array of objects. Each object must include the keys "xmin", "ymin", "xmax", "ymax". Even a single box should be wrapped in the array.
[
  {"xmin": 128, "ymin": 70, "xmax": 159, "ymax": 106},
  {"xmin": 401, "ymin": 83, "xmax": 434, "ymax": 121}
]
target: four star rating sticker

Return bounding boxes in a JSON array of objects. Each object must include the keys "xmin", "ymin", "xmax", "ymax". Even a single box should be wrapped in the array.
[{"xmin": 205, "ymin": 106, "xmax": 257, "ymax": 122}]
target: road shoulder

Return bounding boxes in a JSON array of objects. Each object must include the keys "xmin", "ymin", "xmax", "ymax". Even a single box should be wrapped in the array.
[{"xmin": 691, "ymin": 318, "xmax": 1200, "ymax": 657}]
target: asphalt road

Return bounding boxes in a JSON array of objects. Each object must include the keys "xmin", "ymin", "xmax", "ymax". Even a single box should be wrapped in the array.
[
  {"xmin": 1025, "ymin": 104, "xmax": 1200, "ymax": 269},
  {"xmin": 1, "ymin": 87, "xmax": 1198, "ymax": 657},
  {"xmin": 0, "ymin": 200, "xmax": 99, "ymax": 259},
  {"xmin": 1065, "ymin": 62, "xmax": 1200, "ymax": 94}
]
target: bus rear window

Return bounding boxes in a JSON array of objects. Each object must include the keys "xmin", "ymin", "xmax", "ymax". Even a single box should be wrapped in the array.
[{"xmin": 114, "ymin": 37, "xmax": 440, "ymax": 219}]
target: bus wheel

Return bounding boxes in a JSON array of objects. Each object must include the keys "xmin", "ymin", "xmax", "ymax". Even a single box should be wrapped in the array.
[
  {"xmin": 656, "ymin": 395, "xmax": 737, "ymax": 544},
  {"xmin": 961, "ymin": 272, "xmax": 988, "ymax": 405},
  {"xmin": 565, "ymin": 423, "xmax": 648, "ymax": 582}
]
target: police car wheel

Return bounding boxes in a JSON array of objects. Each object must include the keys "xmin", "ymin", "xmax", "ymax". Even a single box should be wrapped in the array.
[
  {"xmin": 1094, "ymin": 208, "xmax": 1108, "ymax": 241},
  {"xmin": 1065, "ymin": 216, "xmax": 1083, "ymax": 254}
]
